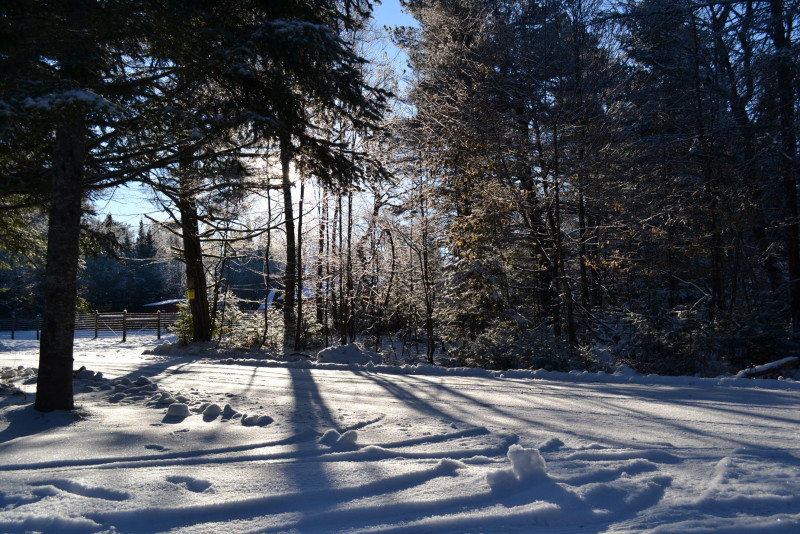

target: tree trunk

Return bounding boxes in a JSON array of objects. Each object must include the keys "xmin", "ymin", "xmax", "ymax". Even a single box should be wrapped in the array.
[
  {"xmin": 280, "ymin": 136, "xmax": 297, "ymax": 345},
  {"xmin": 346, "ymin": 190, "xmax": 355, "ymax": 342},
  {"xmin": 420, "ymin": 199, "xmax": 436, "ymax": 364},
  {"xmin": 260, "ymin": 192, "xmax": 272, "ymax": 348},
  {"xmin": 294, "ymin": 177, "xmax": 305, "ymax": 349},
  {"xmin": 376, "ymin": 228, "xmax": 395, "ymax": 354},
  {"xmin": 178, "ymin": 169, "xmax": 212, "ymax": 342},
  {"xmin": 35, "ymin": 121, "xmax": 84, "ymax": 412},
  {"xmin": 331, "ymin": 195, "xmax": 341, "ymax": 343},
  {"xmin": 316, "ymin": 191, "xmax": 327, "ymax": 326},
  {"xmin": 769, "ymin": 0, "xmax": 800, "ymax": 329},
  {"xmin": 328, "ymin": 195, "xmax": 340, "ymax": 346},
  {"xmin": 35, "ymin": 0, "xmax": 93, "ymax": 412}
]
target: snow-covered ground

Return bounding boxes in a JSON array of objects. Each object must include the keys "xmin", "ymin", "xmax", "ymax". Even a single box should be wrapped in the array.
[{"xmin": 1, "ymin": 336, "xmax": 799, "ymax": 533}]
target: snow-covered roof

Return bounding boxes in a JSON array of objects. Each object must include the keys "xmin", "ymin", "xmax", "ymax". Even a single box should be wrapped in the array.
[
  {"xmin": 256, "ymin": 290, "xmax": 283, "ymax": 310},
  {"xmin": 142, "ymin": 299, "xmax": 187, "ymax": 307}
]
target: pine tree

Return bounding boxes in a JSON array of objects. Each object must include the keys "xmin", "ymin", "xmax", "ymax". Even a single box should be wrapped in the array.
[{"xmin": 0, "ymin": 0, "xmax": 148, "ymax": 411}]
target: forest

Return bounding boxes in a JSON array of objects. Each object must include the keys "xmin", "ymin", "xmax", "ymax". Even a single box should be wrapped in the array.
[{"xmin": 1, "ymin": 0, "xmax": 799, "ymax": 411}]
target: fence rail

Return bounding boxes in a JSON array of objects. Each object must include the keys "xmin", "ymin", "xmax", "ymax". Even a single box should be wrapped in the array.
[{"xmin": 0, "ymin": 311, "xmax": 179, "ymax": 340}]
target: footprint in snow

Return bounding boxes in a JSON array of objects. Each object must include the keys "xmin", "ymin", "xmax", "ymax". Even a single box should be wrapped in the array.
[
  {"xmin": 166, "ymin": 476, "xmax": 212, "ymax": 493},
  {"xmin": 28, "ymin": 479, "xmax": 131, "ymax": 501},
  {"xmin": 539, "ymin": 437, "xmax": 565, "ymax": 452}
]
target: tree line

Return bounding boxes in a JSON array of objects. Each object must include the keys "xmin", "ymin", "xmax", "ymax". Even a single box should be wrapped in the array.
[
  {"xmin": 394, "ymin": 0, "xmax": 800, "ymax": 375},
  {"xmin": 1, "ymin": 0, "xmax": 798, "ymax": 412}
]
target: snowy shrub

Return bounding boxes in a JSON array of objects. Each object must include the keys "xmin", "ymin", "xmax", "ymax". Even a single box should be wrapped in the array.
[
  {"xmin": 297, "ymin": 316, "xmax": 324, "ymax": 349},
  {"xmin": 612, "ymin": 306, "xmax": 798, "ymax": 377},
  {"xmin": 211, "ymin": 307, "xmax": 283, "ymax": 350},
  {"xmin": 437, "ymin": 258, "xmax": 511, "ymax": 350},
  {"xmin": 443, "ymin": 319, "xmax": 572, "ymax": 372},
  {"xmin": 216, "ymin": 307, "xmax": 258, "ymax": 348},
  {"xmin": 436, "ymin": 255, "xmax": 579, "ymax": 371},
  {"xmin": 712, "ymin": 309, "xmax": 798, "ymax": 371},
  {"xmin": 169, "ymin": 301, "xmax": 194, "ymax": 344},
  {"xmin": 612, "ymin": 310, "xmax": 706, "ymax": 376},
  {"xmin": 214, "ymin": 297, "xmax": 246, "ymax": 342}
]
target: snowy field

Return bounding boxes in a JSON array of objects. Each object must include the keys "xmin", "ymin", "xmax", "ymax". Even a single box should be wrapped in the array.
[{"xmin": 1, "ymin": 336, "xmax": 799, "ymax": 533}]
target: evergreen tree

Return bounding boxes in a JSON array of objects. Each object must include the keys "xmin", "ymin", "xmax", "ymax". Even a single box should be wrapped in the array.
[{"xmin": 0, "ymin": 0, "xmax": 156, "ymax": 411}]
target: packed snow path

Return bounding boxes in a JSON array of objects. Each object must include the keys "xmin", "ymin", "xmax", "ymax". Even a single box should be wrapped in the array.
[{"xmin": 1, "ymin": 338, "xmax": 799, "ymax": 533}]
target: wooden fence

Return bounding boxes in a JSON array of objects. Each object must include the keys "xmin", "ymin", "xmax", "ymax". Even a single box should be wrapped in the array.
[{"xmin": 0, "ymin": 311, "xmax": 179, "ymax": 341}]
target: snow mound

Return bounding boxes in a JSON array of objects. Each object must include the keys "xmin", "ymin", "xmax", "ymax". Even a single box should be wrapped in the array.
[
  {"xmin": 0, "ymin": 381, "xmax": 27, "ymax": 403},
  {"xmin": 74, "ymin": 367, "xmax": 101, "ymax": 380},
  {"xmin": 487, "ymin": 444, "xmax": 547, "ymax": 491},
  {"xmin": 319, "ymin": 429, "xmax": 359, "ymax": 449},
  {"xmin": 1, "ymin": 366, "xmax": 37, "ymax": 384},
  {"xmin": 614, "ymin": 364, "xmax": 639, "ymax": 377},
  {"xmin": 134, "ymin": 376, "xmax": 151, "ymax": 386},
  {"xmin": 166, "ymin": 403, "xmax": 190, "ymax": 417},
  {"xmin": 241, "ymin": 414, "xmax": 273, "ymax": 427},
  {"xmin": 202, "ymin": 403, "xmax": 222, "ymax": 418},
  {"xmin": 155, "ymin": 392, "xmax": 175, "ymax": 405},
  {"xmin": 316, "ymin": 343, "xmax": 380, "ymax": 365},
  {"xmin": 319, "ymin": 429, "xmax": 341, "ymax": 446}
]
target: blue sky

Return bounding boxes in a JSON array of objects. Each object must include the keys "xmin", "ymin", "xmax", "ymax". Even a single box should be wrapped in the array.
[{"xmin": 372, "ymin": 0, "xmax": 417, "ymax": 28}]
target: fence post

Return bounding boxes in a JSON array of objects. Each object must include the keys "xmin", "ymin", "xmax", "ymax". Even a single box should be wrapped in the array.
[
  {"xmin": 122, "ymin": 309, "xmax": 127, "ymax": 342},
  {"xmin": 36, "ymin": 314, "xmax": 41, "ymax": 341},
  {"xmin": 94, "ymin": 310, "xmax": 99, "ymax": 339},
  {"xmin": 157, "ymin": 310, "xmax": 161, "ymax": 340},
  {"xmin": 11, "ymin": 312, "xmax": 15, "ymax": 340}
]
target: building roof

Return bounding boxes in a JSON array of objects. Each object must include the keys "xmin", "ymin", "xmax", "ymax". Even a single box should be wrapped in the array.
[
  {"xmin": 142, "ymin": 299, "xmax": 187, "ymax": 307},
  {"xmin": 257, "ymin": 290, "xmax": 283, "ymax": 310}
]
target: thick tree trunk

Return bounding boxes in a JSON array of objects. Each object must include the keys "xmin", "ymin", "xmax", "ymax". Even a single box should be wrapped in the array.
[
  {"xmin": 178, "ymin": 172, "xmax": 212, "ymax": 342},
  {"xmin": 280, "ymin": 137, "xmax": 297, "ymax": 345},
  {"xmin": 35, "ymin": 122, "xmax": 85, "ymax": 412},
  {"xmin": 35, "ymin": 0, "xmax": 95, "ymax": 412}
]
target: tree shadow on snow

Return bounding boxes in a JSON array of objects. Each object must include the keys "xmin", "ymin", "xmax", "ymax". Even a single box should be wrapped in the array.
[{"xmin": 0, "ymin": 402, "xmax": 82, "ymax": 444}]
